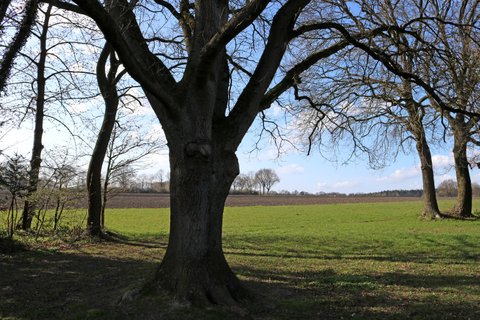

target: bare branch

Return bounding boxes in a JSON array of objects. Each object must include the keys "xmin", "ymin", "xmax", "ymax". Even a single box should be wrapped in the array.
[
  {"xmin": 199, "ymin": 0, "xmax": 270, "ymax": 64},
  {"xmin": 70, "ymin": 0, "xmax": 177, "ymax": 109}
]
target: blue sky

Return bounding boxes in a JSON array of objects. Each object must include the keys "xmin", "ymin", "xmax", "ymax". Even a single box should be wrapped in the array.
[
  {"xmin": 2, "ymin": 109, "xmax": 478, "ymax": 194},
  {"xmin": 235, "ymin": 130, "xmax": 474, "ymax": 194},
  {"xmin": 2, "ymin": 4, "xmax": 478, "ymax": 195}
]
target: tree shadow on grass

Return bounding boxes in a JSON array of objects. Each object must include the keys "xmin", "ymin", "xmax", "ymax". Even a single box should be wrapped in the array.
[
  {"xmin": 237, "ymin": 266, "xmax": 480, "ymax": 320},
  {"xmin": 1, "ymin": 241, "xmax": 479, "ymax": 320},
  {"xmin": 0, "ymin": 244, "xmax": 164, "ymax": 320},
  {"xmin": 0, "ymin": 242, "xmax": 248, "ymax": 320}
]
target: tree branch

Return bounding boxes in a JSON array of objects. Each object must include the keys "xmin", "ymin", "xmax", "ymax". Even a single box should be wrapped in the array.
[
  {"xmin": 199, "ymin": 0, "xmax": 270, "ymax": 65},
  {"xmin": 224, "ymin": 0, "xmax": 310, "ymax": 148},
  {"xmin": 40, "ymin": 0, "xmax": 85, "ymax": 15},
  {"xmin": 153, "ymin": 0, "xmax": 194, "ymax": 51},
  {"xmin": 0, "ymin": 0, "xmax": 38, "ymax": 93},
  {"xmin": 327, "ymin": 22, "xmax": 480, "ymax": 118},
  {"xmin": 70, "ymin": 0, "xmax": 177, "ymax": 110},
  {"xmin": 261, "ymin": 40, "xmax": 350, "ymax": 109}
]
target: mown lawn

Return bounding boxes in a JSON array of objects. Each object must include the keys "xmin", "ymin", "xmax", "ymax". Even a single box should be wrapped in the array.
[{"xmin": 1, "ymin": 199, "xmax": 480, "ymax": 319}]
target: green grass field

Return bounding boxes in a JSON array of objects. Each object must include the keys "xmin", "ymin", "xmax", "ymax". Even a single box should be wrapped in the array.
[{"xmin": 1, "ymin": 199, "xmax": 480, "ymax": 319}]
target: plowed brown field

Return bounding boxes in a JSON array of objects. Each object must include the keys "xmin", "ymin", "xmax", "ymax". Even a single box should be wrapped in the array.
[{"xmin": 106, "ymin": 193, "xmax": 421, "ymax": 208}]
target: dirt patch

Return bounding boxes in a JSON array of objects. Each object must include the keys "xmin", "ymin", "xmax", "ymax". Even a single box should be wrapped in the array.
[{"xmin": 106, "ymin": 193, "xmax": 422, "ymax": 208}]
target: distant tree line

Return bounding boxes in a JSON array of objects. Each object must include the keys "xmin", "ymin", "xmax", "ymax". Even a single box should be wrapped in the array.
[
  {"xmin": 348, "ymin": 190, "xmax": 424, "ymax": 198},
  {"xmin": 231, "ymin": 168, "xmax": 280, "ymax": 195},
  {"xmin": 437, "ymin": 179, "xmax": 480, "ymax": 198}
]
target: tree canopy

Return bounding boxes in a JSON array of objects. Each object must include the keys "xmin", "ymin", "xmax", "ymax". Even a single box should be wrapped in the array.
[{"xmin": 1, "ymin": 0, "xmax": 480, "ymax": 308}]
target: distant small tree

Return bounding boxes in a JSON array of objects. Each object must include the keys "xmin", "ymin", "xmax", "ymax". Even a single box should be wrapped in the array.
[
  {"xmin": 255, "ymin": 169, "xmax": 280, "ymax": 195},
  {"xmin": 232, "ymin": 174, "xmax": 248, "ymax": 193},
  {"xmin": 44, "ymin": 162, "xmax": 80, "ymax": 231},
  {"xmin": 437, "ymin": 179, "xmax": 458, "ymax": 197},
  {"xmin": 95, "ymin": 119, "xmax": 163, "ymax": 233},
  {"xmin": 0, "ymin": 154, "xmax": 29, "ymax": 237},
  {"xmin": 152, "ymin": 169, "xmax": 169, "ymax": 193}
]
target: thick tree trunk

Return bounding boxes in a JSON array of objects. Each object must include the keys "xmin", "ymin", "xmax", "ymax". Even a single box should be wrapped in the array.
[
  {"xmin": 21, "ymin": 4, "xmax": 50, "ymax": 230},
  {"xmin": 415, "ymin": 135, "xmax": 441, "ymax": 219},
  {"xmin": 146, "ymin": 141, "xmax": 246, "ymax": 305},
  {"xmin": 451, "ymin": 129, "xmax": 473, "ymax": 218}
]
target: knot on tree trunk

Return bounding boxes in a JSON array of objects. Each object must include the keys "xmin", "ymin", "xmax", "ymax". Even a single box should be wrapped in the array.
[{"xmin": 185, "ymin": 139, "xmax": 212, "ymax": 159}]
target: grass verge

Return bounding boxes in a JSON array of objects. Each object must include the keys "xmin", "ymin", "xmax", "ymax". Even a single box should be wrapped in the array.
[{"xmin": 1, "ymin": 199, "xmax": 479, "ymax": 319}]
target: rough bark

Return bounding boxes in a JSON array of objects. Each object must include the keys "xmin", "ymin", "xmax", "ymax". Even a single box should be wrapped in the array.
[
  {"xmin": 415, "ymin": 134, "xmax": 441, "ymax": 219},
  {"xmin": 402, "ymin": 69, "xmax": 441, "ymax": 219},
  {"xmin": 451, "ymin": 119, "xmax": 473, "ymax": 218},
  {"xmin": 21, "ymin": 4, "xmax": 51, "ymax": 230},
  {"xmin": 86, "ymin": 44, "xmax": 119, "ymax": 237},
  {"xmin": 148, "ymin": 141, "xmax": 246, "ymax": 305},
  {"xmin": 141, "ymin": 1, "xmax": 249, "ymax": 301}
]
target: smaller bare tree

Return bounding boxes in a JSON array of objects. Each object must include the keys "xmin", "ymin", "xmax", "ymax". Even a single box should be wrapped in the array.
[
  {"xmin": 255, "ymin": 169, "xmax": 280, "ymax": 195},
  {"xmin": 437, "ymin": 179, "xmax": 458, "ymax": 198},
  {"xmin": 99, "ymin": 120, "xmax": 163, "ymax": 230},
  {"xmin": 0, "ymin": 154, "xmax": 29, "ymax": 238},
  {"xmin": 153, "ymin": 169, "xmax": 169, "ymax": 193}
]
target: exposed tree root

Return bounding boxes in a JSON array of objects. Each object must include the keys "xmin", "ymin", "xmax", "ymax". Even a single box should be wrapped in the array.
[
  {"xmin": 421, "ymin": 211, "xmax": 442, "ymax": 220},
  {"xmin": 119, "ymin": 259, "xmax": 253, "ymax": 317}
]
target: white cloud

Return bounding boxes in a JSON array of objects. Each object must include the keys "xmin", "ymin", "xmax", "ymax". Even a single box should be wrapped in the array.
[
  {"xmin": 0, "ymin": 127, "xmax": 32, "ymax": 155},
  {"xmin": 317, "ymin": 181, "xmax": 328, "ymax": 189},
  {"xmin": 376, "ymin": 165, "xmax": 420, "ymax": 183},
  {"xmin": 277, "ymin": 164, "xmax": 304, "ymax": 175},
  {"xmin": 391, "ymin": 166, "xmax": 420, "ymax": 180},
  {"xmin": 432, "ymin": 154, "xmax": 454, "ymax": 170},
  {"xmin": 332, "ymin": 180, "xmax": 359, "ymax": 190},
  {"xmin": 266, "ymin": 102, "xmax": 283, "ymax": 117},
  {"xmin": 138, "ymin": 152, "xmax": 170, "ymax": 175},
  {"xmin": 436, "ymin": 173, "xmax": 455, "ymax": 185},
  {"xmin": 315, "ymin": 180, "xmax": 360, "ymax": 192}
]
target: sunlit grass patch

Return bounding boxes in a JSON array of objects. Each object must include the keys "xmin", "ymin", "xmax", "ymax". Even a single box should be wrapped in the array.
[{"xmin": 2, "ymin": 199, "xmax": 480, "ymax": 319}]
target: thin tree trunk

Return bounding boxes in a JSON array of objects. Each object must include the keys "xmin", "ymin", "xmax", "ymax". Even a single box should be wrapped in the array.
[
  {"xmin": 451, "ymin": 127, "xmax": 473, "ymax": 218},
  {"xmin": 21, "ymin": 4, "xmax": 51, "ymax": 230},
  {"xmin": 86, "ymin": 44, "xmax": 119, "ymax": 237},
  {"xmin": 402, "ymin": 74, "xmax": 440, "ymax": 219},
  {"xmin": 415, "ymin": 134, "xmax": 441, "ymax": 218}
]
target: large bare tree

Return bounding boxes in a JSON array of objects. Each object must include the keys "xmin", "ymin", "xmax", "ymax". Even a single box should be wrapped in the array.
[
  {"xmin": 12, "ymin": 4, "xmax": 98, "ymax": 229},
  {"xmin": 306, "ymin": 0, "xmax": 480, "ymax": 219},
  {"xmin": 255, "ymin": 168, "xmax": 280, "ymax": 194},
  {"xmin": 43, "ymin": 0, "xmax": 480, "ymax": 306},
  {"xmin": 299, "ymin": 0, "xmax": 443, "ymax": 219},
  {"xmin": 60, "ymin": 0, "xmax": 359, "ymax": 304},
  {"xmin": 427, "ymin": 0, "xmax": 480, "ymax": 218}
]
